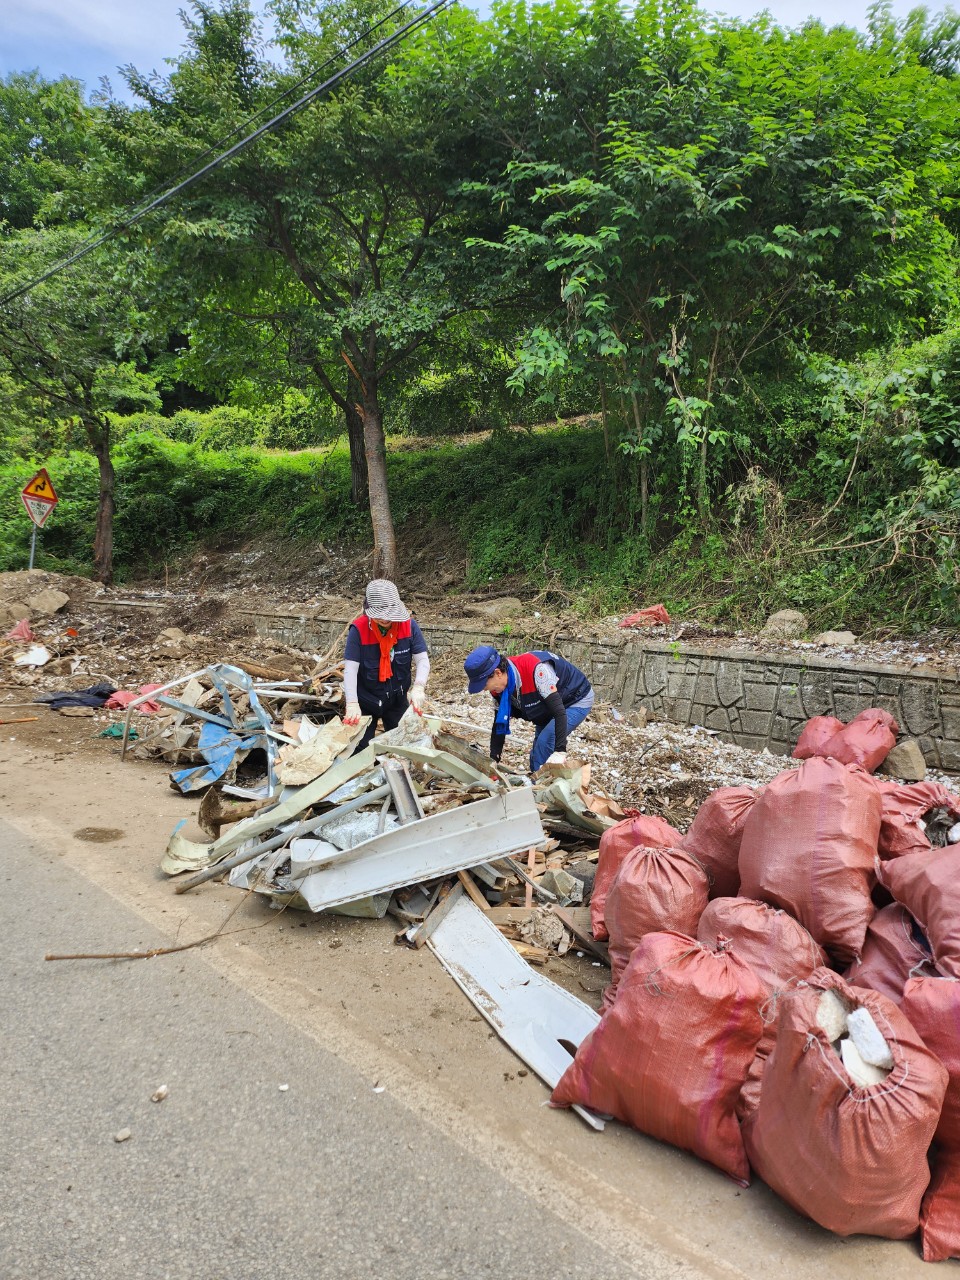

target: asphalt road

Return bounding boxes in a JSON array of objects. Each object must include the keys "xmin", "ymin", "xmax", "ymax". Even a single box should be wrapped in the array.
[{"xmin": 0, "ymin": 820, "xmax": 663, "ymax": 1280}]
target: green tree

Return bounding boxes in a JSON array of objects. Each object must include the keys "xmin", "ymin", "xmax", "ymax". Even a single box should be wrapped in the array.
[
  {"xmin": 0, "ymin": 231, "xmax": 158, "ymax": 580},
  {"xmin": 0, "ymin": 72, "xmax": 92, "ymax": 232},
  {"xmin": 467, "ymin": 0, "xmax": 960, "ymax": 527},
  {"xmin": 93, "ymin": 0, "xmax": 502, "ymax": 578}
]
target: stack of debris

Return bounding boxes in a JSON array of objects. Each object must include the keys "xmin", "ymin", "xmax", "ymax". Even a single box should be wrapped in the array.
[
  {"xmin": 554, "ymin": 707, "xmax": 960, "ymax": 1259},
  {"xmin": 119, "ymin": 661, "xmax": 343, "ymax": 792},
  {"xmin": 158, "ymin": 708, "xmax": 613, "ymax": 1124}
]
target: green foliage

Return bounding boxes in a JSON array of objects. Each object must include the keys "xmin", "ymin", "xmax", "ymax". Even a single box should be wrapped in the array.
[
  {"xmin": 0, "ymin": 72, "xmax": 91, "ymax": 231},
  {"xmin": 1, "ymin": 0, "xmax": 959, "ymax": 627}
]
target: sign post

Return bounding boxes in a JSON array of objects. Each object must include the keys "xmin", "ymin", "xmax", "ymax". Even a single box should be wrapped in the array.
[{"xmin": 20, "ymin": 468, "xmax": 59, "ymax": 568}]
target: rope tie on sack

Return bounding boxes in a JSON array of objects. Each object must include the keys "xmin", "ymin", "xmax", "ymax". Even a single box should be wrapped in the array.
[{"xmin": 642, "ymin": 944, "xmax": 705, "ymax": 997}]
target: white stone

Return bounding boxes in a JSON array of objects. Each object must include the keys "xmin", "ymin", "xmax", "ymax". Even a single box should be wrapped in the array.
[
  {"xmin": 847, "ymin": 1007, "xmax": 894, "ymax": 1070},
  {"xmin": 813, "ymin": 630, "xmax": 857, "ymax": 646},
  {"xmin": 840, "ymin": 1037, "xmax": 889, "ymax": 1087},
  {"xmin": 816, "ymin": 988, "xmax": 849, "ymax": 1043}
]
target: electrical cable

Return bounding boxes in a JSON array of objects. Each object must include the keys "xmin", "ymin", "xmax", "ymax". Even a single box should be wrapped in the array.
[
  {"xmin": 1, "ymin": 0, "xmax": 456, "ymax": 307},
  {"xmin": 115, "ymin": 0, "xmax": 419, "ymax": 222}
]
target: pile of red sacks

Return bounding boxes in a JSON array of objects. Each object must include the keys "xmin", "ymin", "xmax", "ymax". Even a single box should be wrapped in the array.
[{"xmin": 554, "ymin": 708, "xmax": 960, "ymax": 1260}]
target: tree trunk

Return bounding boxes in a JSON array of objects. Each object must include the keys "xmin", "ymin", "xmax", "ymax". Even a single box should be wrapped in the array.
[
  {"xmin": 628, "ymin": 390, "xmax": 649, "ymax": 534},
  {"xmin": 87, "ymin": 420, "xmax": 115, "ymax": 584},
  {"xmin": 361, "ymin": 373, "xmax": 397, "ymax": 580},
  {"xmin": 345, "ymin": 369, "xmax": 369, "ymax": 506},
  {"xmin": 599, "ymin": 378, "xmax": 611, "ymax": 468}
]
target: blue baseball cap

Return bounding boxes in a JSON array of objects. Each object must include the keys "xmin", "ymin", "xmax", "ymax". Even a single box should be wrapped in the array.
[{"xmin": 464, "ymin": 644, "xmax": 501, "ymax": 694}]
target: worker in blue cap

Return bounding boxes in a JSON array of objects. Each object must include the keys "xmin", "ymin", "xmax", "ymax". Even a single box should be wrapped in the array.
[{"xmin": 463, "ymin": 643, "xmax": 594, "ymax": 774}]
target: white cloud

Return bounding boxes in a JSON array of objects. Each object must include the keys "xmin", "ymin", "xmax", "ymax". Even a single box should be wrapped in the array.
[{"xmin": 4, "ymin": 0, "xmax": 187, "ymax": 59}]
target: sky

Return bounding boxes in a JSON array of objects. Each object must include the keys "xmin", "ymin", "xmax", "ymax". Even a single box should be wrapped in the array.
[{"xmin": 0, "ymin": 0, "xmax": 929, "ymax": 97}]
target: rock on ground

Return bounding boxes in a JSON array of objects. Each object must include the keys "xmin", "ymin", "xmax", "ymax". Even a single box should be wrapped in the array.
[
  {"xmin": 876, "ymin": 739, "xmax": 927, "ymax": 782},
  {"xmin": 762, "ymin": 609, "xmax": 808, "ymax": 638}
]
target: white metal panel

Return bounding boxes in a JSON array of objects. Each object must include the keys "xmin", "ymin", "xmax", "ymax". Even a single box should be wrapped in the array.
[
  {"xmin": 426, "ymin": 892, "xmax": 604, "ymax": 1130},
  {"xmin": 285, "ymin": 788, "xmax": 544, "ymax": 913}
]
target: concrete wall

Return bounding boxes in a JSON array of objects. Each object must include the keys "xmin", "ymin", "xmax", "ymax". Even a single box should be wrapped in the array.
[{"xmin": 244, "ymin": 608, "xmax": 960, "ymax": 771}]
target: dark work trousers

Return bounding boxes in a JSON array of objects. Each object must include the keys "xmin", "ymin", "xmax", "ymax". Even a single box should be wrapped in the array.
[{"xmin": 354, "ymin": 690, "xmax": 407, "ymax": 752}]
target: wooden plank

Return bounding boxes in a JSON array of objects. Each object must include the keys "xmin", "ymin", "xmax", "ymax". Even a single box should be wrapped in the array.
[
  {"xmin": 525, "ymin": 846, "xmax": 536, "ymax": 909},
  {"xmin": 553, "ymin": 905, "xmax": 610, "ymax": 965},
  {"xmin": 510, "ymin": 941, "xmax": 549, "ymax": 965},
  {"xmin": 411, "ymin": 881, "xmax": 461, "ymax": 948},
  {"xmin": 485, "ymin": 906, "xmax": 539, "ymax": 927},
  {"xmin": 457, "ymin": 868, "xmax": 490, "ymax": 912}
]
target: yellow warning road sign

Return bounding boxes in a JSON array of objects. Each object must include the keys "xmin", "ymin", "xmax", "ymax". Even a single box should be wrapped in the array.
[
  {"xmin": 21, "ymin": 468, "xmax": 58, "ymax": 503},
  {"xmin": 20, "ymin": 468, "xmax": 59, "ymax": 527}
]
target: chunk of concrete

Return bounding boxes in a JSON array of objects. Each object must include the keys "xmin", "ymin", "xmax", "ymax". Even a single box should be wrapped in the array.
[
  {"xmin": 847, "ymin": 1007, "xmax": 894, "ymax": 1070},
  {"xmin": 762, "ymin": 609, "xmax": 807, "ymax": 638},
  {"xmin": 876, "ymin": 738, "xmax": 927, "ymax": 782},
  {"xmin": 539, "ymin": 868, "xmax": 583, "ymax": 906},
  {"xmin": 840, "ymin": 1037, "xmax": 889, "ymax": 1087},
  {"xmin": 26, "ymin": 588, "xmax": 70, "ymax": 614},
  {"xmin": 519, "ymin": 907, "xmax": 566, "ymax": 951},
  {"xmin": 813, "ymin": 630, "xmax": 857, "ymax": 646},
  {"xmin": 816, "ymin": 988, "xmax": 849, "ymax": 1043},
  {"xmin": 0, "ymin": 601, "xmax": 31, "ymax": 628}
]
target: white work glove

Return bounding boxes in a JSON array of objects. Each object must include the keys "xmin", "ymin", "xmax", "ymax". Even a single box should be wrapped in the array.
[
  {"xmin": 343, "ymin": 701, "xmax": 362, "ymax": 726},
  {"xmin": 545, "ymin": 751, "xmax": 567, "ymax": 767},
  {"xmin": 407, "ymin": 684, "xmax": 426, "ymax": 715}
]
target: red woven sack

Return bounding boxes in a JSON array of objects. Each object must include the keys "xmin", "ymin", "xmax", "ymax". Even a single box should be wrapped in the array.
[
  {"xmin": 743, "ymin": 969, "xmax": 947, "ymax": 1238},
  {"xmin": 738, "ymin": 756, "xmax": 881, "ymax": 963},
  {"xmin": 603, "ymin": 846, "xmax": 708, "ymax": 1009},
  {"xmin": 553, "ymin": 931, "xmax": 766, "ymax": 1184},
  {"xmin": 820, "ymin": 707, "xmax": 898, "ymax": 773},
  {"xmin": 738, "ymin": 1029, "xmax": 773, "ymax": 1123},
  {"xmin": 878, "ymin": 843, "xmax": 960, "ymax": 978},
  {"xmin": 874, "ymin": 779, "xmax": 960, "ymax": 859},
  {"xmin": 846, "ymin": 904, "xmax": 935, "ymax": 1003},
  {"xmin": 591, "ymin": 814, "xmax": 681, "ymax": 941},
  {"xmin": 792, "ymin": 715, "xmax": 844, "ymax": 760},
  {"xmin": 698, "ymin": 898, "xmax": 825, "ymax": 1122},
  {"xmin": 901, "ymin": 975, "xmax": 960, "ymax": 1147},
  {"xmin": 921, "ymin": 1152, "xmax": 960, "ymax": 1263},
  {"xmin": 680, "ymin": 787, "xmax": 756, "ymax": 899},
  {"xmin": 697, "ymin": 897, "xmax": 826, "ymax": 995}
]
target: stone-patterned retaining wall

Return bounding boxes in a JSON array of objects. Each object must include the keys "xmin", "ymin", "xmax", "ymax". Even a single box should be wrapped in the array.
[{"xmin": 243, "ymin": 608, "xmax": 960, "ymax": 772}]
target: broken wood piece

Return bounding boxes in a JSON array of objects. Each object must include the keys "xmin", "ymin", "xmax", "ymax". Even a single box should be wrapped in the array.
[
  {"xmin": 500, "ymin": 856, "xmax": 558, "ymax": 904},
  {"xmin": 408, "ymin": 880, "xmax": 461, "ymax": 948},
  {"xmin": 525, "ymin": 846, "xmax": 536, "ymax": 910},
  {"xmin": 552, "ymin": 905, "xmax": 610, "ymax": 965},
  {"xmin": 457, "ymin": 868, "xmax": 490, "ymax": 911},
  {"xmin": 511, "ymin": 941, "xmax": 549, "ymax": 965},
  {"xmin": 233, "ymin": 660, "xmax": 301, "ymax": 681},
  {"xmin": 484, "ymin": 906, "xmax": 539, "ymax": 927}
]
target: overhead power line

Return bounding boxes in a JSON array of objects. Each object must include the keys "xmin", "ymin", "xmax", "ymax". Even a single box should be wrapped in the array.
[
  {"xmin": 1, "ymin": 0, "xmax": 455, "ymax": 307},
  {"xmin": 117, "ymin": 0, "xmax": 420, "ymax": 221}
]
